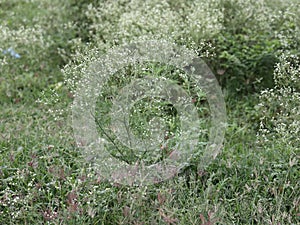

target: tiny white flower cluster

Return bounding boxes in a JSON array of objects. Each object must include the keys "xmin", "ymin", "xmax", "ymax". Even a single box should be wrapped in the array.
[
  {"xmin": 84, "ymin": 0, "xmax": 223, "ymax": 49},
  {"xmin": 0, "ymin": 169, "xmax": 36, "ymax": 220},
  {"xmin": 258, "ymin": 52, "xmax": 300, "ymax": 148},
  {"xmin": 62, "ymin": 0, "xmax": 225, "ymax": 98}
]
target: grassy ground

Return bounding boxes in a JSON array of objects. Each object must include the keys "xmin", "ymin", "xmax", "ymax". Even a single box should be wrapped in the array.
[{"xmin": 0, "ymin": 0, "xmax": 299, "ymax": 224}]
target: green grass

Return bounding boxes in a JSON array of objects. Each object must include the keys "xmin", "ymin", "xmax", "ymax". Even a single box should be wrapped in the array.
[
  {"xmin": 0, "ymin": 0, "xmax": 299, "ymax": 224},
  {"xmin": 1, "ymin": 95, "xmax": 298, "ymax": 224}
]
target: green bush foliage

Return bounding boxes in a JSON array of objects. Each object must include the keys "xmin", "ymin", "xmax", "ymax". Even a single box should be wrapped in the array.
[{"xmin": 210, "ymin": 0, "xmax": 300, "ymax": 94}]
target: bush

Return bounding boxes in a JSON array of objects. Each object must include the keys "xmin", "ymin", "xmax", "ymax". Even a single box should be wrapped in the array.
[
  {"xmin": 258, "ymin": 52, "xmax": 300, "ymax": 149},
  {"xmin": 76, "ymin": 0, "xmax": 223, "ymax": 49},
  {"xmin": 61, "ymin": 0, "xmax": 225, "ymax": 103},
  {"xmin": 210, "ymin": 0, "xmax": 300, "ymax": 94}
]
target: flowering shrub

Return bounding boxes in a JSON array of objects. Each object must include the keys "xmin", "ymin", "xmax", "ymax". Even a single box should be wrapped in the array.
[
  {"xmin": 258, "ymin": 52, "xmax": 300, "ymax": 149},
  {"xmin": 61, "ymin": 0, "xmax": 224, "ymax": 108},
  {"xmin": 59, "ymin": 0, "xmax": 227, "ymax": 177},
  {"xmin": 84, "ymin": 0, "xmax": 223, "ymax": 49}
]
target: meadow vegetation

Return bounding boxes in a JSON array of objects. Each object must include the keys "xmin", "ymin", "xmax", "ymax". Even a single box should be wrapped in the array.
[{"xmin": 0, "ymin": 0, "xmax": 299, "ymax": 224}]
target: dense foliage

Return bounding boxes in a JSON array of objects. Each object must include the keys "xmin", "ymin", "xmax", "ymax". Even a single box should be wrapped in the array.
[{"xmin": 0, "ymin": 0, "xmax": 299, "ymax": 224}]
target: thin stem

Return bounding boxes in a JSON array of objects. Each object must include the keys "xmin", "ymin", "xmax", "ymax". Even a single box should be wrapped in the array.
[{"xmin": 92, "ymin": 112, "xmax": 130, "ymax": 164}]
